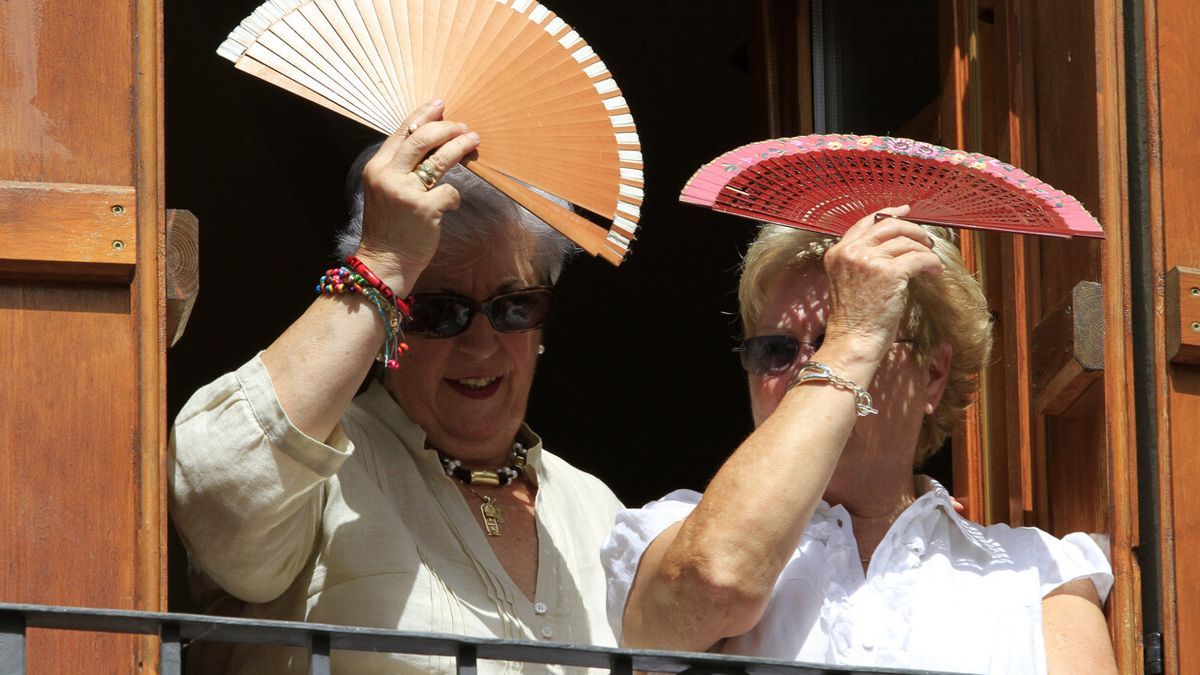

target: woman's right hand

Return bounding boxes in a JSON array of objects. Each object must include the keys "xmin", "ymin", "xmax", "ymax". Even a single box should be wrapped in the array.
[
  {"xmin": 820, "ymin": 205, "xmax": 945, "ymax": 366},
  {"xmin": 355, "ymin": 99, "xmax": 481, "ymax": 294}
]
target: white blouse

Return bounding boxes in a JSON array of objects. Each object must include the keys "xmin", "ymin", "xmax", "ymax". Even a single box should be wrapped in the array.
[{"xmin": 602, "ymin": 478, "xmax": 1112, "ymax": 675}]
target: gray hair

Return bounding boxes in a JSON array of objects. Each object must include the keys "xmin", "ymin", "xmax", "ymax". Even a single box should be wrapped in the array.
[{"xmin": 337, "ymin": 142, "xmax": 577, "ymax": 284}]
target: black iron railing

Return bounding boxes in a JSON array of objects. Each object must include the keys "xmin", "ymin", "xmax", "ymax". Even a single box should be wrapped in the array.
[{"xmin": 0, "ymin": 602, "xmax": 963, "ymax": 675}]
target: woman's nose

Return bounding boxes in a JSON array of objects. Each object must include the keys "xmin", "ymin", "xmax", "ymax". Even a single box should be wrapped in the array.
[{"xmin": 454, "ymin": 310, "xmax": 500, "ymax": 359}]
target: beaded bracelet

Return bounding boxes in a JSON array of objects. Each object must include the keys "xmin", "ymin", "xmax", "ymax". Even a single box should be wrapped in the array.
[
  {"xmin": 317, "ymin": 265, "xmax": 411, "ymax": 368},
  {"xmin": 344, "ymin": 255, "xmax": 412, "ymax": 317}
]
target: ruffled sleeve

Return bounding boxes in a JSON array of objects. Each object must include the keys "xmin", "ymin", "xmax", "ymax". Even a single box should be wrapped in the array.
[
  {"xmin": 600, "ymin": 489, "xmax": 702, "ymax": 642},
  {"xmin": 1032, "ymin": 531, "xmax": 1114, "ymax": 602}
]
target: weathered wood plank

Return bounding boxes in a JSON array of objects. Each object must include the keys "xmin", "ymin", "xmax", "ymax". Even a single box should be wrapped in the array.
[{"xmin": 0, "ymin": 181, "xmax": 136, "ymax": 280}]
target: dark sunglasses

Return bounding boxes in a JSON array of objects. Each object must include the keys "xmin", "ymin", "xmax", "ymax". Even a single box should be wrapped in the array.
[
  {"xmin": 734, "ymin": 334, "xmax": 915, "ymax": 375},
  {"xmin": 402, "ymin": 287, "xmax": 554, "ymax": 338}
]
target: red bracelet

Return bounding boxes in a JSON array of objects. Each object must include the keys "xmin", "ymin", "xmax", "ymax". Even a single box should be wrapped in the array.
[{"xmin": 344, "ymin": 255, "xmax": 412, "ymax": 316}]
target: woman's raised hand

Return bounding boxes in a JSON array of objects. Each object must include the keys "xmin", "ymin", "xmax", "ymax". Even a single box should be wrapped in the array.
[
  {"xmin": 821, "ymin": 205, "xmax": 945, "ymax": 365},
  {"xmin": 355, "ymin": 99, "xmax": 481, "ymax": 293}
]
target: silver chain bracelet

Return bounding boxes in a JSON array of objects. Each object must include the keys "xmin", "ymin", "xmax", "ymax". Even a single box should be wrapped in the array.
[{"xmin": 788, "ymin": 361, "xmax": 878, "ymax": 416}]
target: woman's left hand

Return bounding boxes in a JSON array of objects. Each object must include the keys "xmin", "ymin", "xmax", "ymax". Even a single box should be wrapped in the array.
[
  {"xmin": 355, "ymin": 99, "xmax": 481, "ymax": 294},
  {"xmin": 821, "ymin": 205, "xmax": 944, "ymax": 368}
]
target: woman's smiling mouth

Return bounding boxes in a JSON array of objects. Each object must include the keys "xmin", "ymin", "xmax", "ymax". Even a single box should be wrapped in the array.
[{"xmin": 446, "ymin": 376, "xmax": 503, "ymax": 399}]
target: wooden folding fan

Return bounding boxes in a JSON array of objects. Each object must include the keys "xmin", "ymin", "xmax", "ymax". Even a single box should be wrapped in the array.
[
  {"xmin": 681, "ymin": 134, "xmax": 1104, "ymax": 239},
  {"xmin": 219, "ymin": 0, "xmax": 644, "ymax": 265}
]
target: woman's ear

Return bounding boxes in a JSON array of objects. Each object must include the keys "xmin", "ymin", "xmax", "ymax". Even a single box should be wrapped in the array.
[{"xmin": 923, "ymin": 342, "xmax": 954, "ymax": 416}]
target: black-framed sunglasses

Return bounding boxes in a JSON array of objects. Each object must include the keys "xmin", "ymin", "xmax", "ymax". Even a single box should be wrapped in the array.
[
  {"xmin": 402, "ymin": 287, "xmax": 555, "ymax": 339},
  {"xmin": 734, "ymin": 334, "xmax": 915, "ymax": 375}
]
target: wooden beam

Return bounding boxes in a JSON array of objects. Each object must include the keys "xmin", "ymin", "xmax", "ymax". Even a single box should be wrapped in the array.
[
  {"xmin": 1030, "ymin": 281, "xmax": 1104, "ymax": 415},
  {"xmin": 1165, "ymin": 267, "xmax": 1200, "ymax": 365},
  {"xmin": 0, "ymin": 181, "xmax": 136, "ymax": 281},
  {"xmin": 165, "ymin": 210, "xmax": 199, "ymax": 348}
]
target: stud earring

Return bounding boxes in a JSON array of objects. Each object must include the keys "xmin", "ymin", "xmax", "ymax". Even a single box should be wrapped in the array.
[{"xmin": 537, "ymin": 344, "xmax": 546, "ymax": 355}]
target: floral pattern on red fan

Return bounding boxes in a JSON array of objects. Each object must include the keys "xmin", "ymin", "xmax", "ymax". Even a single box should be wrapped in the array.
[{"xmin": 681, "ymin": 134, "xmax": 1103, "ymax": 239}]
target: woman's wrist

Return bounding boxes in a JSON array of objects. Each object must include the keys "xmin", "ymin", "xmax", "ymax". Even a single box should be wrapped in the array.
[
  {"xmin": 808, "ymin": 333, "xmax": 886, "ymax": 385},
  {"xmin": 350, "ymin": 247, "xmax": 425, "ymax": 296}
]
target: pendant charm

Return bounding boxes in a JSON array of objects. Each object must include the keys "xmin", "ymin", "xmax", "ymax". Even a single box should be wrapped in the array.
[{"xmin": 479, "ymin": 496, "xmax": 505, "ymax": 537}]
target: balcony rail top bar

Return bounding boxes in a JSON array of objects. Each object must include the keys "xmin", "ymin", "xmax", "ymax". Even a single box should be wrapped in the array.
[{"xmin": 0, "ymin": 602, "xmax": 970, "ymax": 675}]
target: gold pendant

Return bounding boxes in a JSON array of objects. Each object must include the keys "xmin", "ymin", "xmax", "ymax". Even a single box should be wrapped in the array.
[{"xmin": 479, "ymin": 496, "xmax": 505, "ymax": 537}]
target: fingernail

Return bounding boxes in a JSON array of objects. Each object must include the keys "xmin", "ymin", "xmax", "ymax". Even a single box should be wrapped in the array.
[
  {"xmin": 467, "ymin": 132, "xmax": 480, "ymax": 143},
  {"xmin": 458, "ymin": 122, "xmax": 470, "ymax": 132},
  {"xmin": 432, "ymin": 98, "xmax": 444, "ymax": 108}
]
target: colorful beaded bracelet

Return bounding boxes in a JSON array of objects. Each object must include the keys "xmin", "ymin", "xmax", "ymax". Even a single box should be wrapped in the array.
[
  {"xmin": 344, "ymin": 255, "xmax": 412, "ymax": 316},
  {"xmin": 317, "ymin": 265, "xmax": 410, "ymax": 368}
]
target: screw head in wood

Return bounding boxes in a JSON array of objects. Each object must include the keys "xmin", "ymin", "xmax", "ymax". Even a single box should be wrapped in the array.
[
  {"xmin": 112, "ymin": 240, "xmax": 125, "ymax": 251},
  {"xmin": 111, "ymin": 204, "xmax": 125, "ymax": 215}
]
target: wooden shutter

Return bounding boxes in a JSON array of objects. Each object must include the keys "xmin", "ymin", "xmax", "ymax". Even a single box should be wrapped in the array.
[{"xmin": 0, "ymin": 0, "xmax": 165, "ymax": 672}]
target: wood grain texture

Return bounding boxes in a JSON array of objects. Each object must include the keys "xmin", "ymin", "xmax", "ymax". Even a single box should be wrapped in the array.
[
  {"xmin": 1031, "ymin": 282, "xmax": 1104, "ymax": 415},
  {"xmin": 133, "ymin": 0, "xmax": 166, "ymax": 671},
  {"xmin": 0, "ymin": 181, "xmax": 136, "ymax": 280},
  {"xmin": 0, "ymin": 283, "xmax": 140, "ymax": 671},
  {"xmin": 1094, "ymin": 0, "xmax": 1142, "ymax": 670},
  {"xmin": 0, "ymin": 0, "xmax": 136, "ymax": 185},
  {"xmin": 0, "ymin": 0, "xmax": 166, "ymax": 669},
  {"xmin": 1156, "ymin": 0, "xmax": 1200, "ymax": 669},
  {"xmin": 1044, "ymin": 380, "xmax": 1108, "ymax": 534},
  {"xmin": 1021, "ymin": 2, "xmax": 1135, "ymax": 668},
  {"xmin": 999, "ymin": 0, "xmax": 1040, "ymax": 530},
  {"xmin": 165, "ymin": 210, "xmax": 199, "ymax": 348},
  {"xmin": 939, "ymin": 0, "xmax": 986, "ymax": 524},
  {"xmin": 1164, "ymin": 267, "xmax": 1200, "ymax": 365}
]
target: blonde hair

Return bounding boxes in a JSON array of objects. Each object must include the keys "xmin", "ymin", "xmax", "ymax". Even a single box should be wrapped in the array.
[{"xmin": 738, "ymin": 224, "xmax": 993, "ymax": 466}]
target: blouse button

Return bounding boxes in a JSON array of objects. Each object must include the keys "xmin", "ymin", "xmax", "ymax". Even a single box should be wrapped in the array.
[
  {"xmin": 540, "ymin": 625, "xmax": 553, "ymax": 639},
  {"xmin": 534, "ymin": 601, "xmax": 548, "ymax": 614}
]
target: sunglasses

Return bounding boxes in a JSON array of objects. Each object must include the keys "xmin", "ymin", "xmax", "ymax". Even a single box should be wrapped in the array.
[
  {"xmin": 402, "ymin": 287, "xmax": 554, "ymax": 338},
  {"xmin": 735, "ymin": 334, "xmax": 915, "ymax": 375}
]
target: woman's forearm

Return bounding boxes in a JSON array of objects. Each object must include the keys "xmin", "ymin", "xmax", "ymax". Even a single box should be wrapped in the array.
[
  {"xmin": 622, "ymin": 345, "xmax": 879, "ymax": 651},
  {"xmin": 261, "ymin": 292, "xmax": 393, "ymax": 444}
]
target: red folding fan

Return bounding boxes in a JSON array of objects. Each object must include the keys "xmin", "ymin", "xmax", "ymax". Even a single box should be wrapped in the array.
[{"xmin": 680, "ymin": 134, "xmax": 1104, "ymax": 239}]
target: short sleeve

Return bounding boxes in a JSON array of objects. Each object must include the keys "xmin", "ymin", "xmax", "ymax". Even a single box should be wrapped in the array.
[
  {"xmin": 600, "ymin": 489, "xmax": 702, "ymax": 642},
  {"xmin": 1034, "ymin": 531, "xmax": 1114, "ymax": 602}
]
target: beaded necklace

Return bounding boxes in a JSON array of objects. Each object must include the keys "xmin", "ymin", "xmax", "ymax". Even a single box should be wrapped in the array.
[{"xmin": 437, "ymin": 443, "xmax": 528, "ymax": 537}]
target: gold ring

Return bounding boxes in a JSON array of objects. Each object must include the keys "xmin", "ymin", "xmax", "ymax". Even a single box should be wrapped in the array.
[
  {"xmin": 406, "ymin": 122, "xmax": 420, "ymax": 136},
  {"xmin": 412, "ymin": 161, "xmax": 438, "ymax": 190}
]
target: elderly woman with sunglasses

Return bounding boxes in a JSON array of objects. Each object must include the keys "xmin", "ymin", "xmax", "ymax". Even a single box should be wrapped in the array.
[
  {"xmin": 602, "ymin": 207, "xmax": 1116, "ymax": 674},
  {"xmin": 169, "ymin": 101, "xmax": 622, "ymax": 673}
]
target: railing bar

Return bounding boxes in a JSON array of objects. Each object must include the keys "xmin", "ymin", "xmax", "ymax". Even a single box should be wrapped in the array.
[
  {"xmin": 159, "ymin": 623, "xmax": 182, "ymax": 675},
  {"xmin": 0, "ymin": 612, "xmax": 26, "ymax": 675},
  {"xmin": 309, "ymin": 632, "xmax": 331, "ymax": 675},
  {"xmin": 0, "ymin": 603, "xmax": 964, "ymax": 674},
  {"xmin": 456, "ymin": 642, "xmax": 477, "ymax": 675}
]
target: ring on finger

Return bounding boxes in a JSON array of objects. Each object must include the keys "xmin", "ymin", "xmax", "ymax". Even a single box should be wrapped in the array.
[
  {"xmin": 412, "ymin": 161, "xmax": 438, "ymax": 191},
  {"xmin": 406, "ymin": 122, "xmax": 419, "ymax": 137}
]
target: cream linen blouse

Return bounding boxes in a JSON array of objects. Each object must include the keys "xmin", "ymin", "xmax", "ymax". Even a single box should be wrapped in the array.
[
  {"xmin": 170, "ymin": 355, "xmax": 623, "ymax": 674},
  {"xmin": 602, "ymin": 477, "xmax": 1113, "ymax": 674}
]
